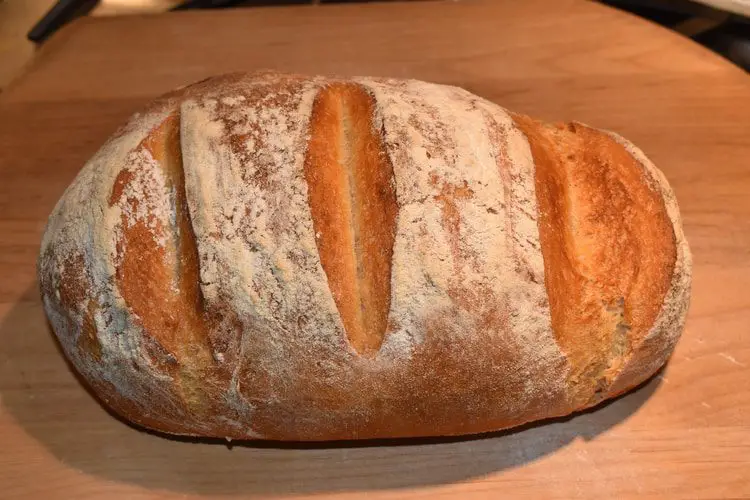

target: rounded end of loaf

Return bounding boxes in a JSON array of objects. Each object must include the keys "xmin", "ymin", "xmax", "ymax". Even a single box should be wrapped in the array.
[
  {"xmin": 511, "ymin": 115, "xmax": 691, "ymax": 410},
  {"xmin": 36, "ymin": 84, "xmax": 242, "ymax": 439},
  {"xmin": 599, "ymin": 132, "xmax": 692, "ymax": 400}
]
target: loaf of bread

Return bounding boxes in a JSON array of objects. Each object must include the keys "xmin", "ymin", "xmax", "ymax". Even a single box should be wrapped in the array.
[{"xmin": 38, "ymin": 72, "xmax": 691, "ymax": 441}]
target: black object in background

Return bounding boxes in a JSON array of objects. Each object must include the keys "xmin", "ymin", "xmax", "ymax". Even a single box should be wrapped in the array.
[
  {"xmin": 27, "ymin": 0, "xmax": 309, "ymax": 42},
  {"xmin": 27, "ymin": 0, "xmax": 98, "ymax": 42}
]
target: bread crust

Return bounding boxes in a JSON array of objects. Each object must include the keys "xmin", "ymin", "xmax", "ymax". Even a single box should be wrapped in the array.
[{"xmin": 38, "ymin": 72, "xmax": 691, "ymax": 440}]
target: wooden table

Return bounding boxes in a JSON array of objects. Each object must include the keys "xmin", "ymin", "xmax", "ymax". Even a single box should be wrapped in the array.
[{"xmin": 1, "ymin": 1, "xmax": 749, "ymax": 498}]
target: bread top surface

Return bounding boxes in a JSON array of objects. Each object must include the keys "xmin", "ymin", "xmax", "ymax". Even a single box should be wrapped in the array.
[{"xmin": 38, "ymin": 72, "xmax": 691, "ymax": 440}]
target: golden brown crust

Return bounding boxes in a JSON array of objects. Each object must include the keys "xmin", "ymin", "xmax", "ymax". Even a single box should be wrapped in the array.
[
  {"xmin": 513, "ymin": 116, "xmax": 677, "ymax": 407},
  {"xmin": 110, "ymin": 113, "xmax": 223, "ymax": 427},
  {"xmin": 303, "ymin": 83, "xmax": 398, "ymax": 356},
  {"xmin": 38, "ymin": 72, "xmax": 691, "ymax": 441}
]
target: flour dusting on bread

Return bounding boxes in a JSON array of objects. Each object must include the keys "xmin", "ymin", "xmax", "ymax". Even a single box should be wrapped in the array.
[{"xmin": 38, "ymin": 72, "xmax": 690, "ymax": 440}]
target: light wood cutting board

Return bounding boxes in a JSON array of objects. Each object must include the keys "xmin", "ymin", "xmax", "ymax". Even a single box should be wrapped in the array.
[{"xmin": 1, "ymin": 1, "xmax": 749, "ymax": 498}]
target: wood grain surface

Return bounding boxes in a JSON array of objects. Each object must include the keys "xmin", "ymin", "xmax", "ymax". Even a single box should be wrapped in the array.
[{"xmin": 1, "ymin": 1, "xmax": 749, "ymax": 498}]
